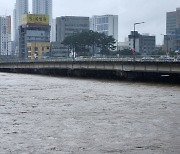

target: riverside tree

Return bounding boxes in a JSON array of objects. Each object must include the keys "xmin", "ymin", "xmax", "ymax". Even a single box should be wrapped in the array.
[{"xmin": 62, "ymin": 30, "xmax": 116, "ymax": 57}]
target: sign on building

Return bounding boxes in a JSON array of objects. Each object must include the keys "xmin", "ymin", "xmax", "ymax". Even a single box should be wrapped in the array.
[{"xmin": 22, "ymin": 14, "xmax": 49, "ymax": 25}]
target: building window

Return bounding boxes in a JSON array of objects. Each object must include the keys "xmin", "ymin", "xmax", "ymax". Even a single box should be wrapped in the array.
[{"xmin": 34, "ymin": 47, "xmax": 38, "ymax": 51}]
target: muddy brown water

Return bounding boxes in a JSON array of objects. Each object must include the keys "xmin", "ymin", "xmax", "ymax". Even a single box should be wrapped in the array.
[{"xmin": 0, "ymin": 73, "xmax": 180, "ymax": 154}]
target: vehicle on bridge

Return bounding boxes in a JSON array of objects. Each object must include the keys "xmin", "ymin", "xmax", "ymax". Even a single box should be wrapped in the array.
[
  {"xmin": 159, "ymin": 55, "xmax": 174, "ymax": 62},
  {"xmin": 176, "ymin": 56, "xmax": 180, "ymax": 61},
  {"xmin": 141, "ymin": 56, "xmax": 155, "ymax": 61}
]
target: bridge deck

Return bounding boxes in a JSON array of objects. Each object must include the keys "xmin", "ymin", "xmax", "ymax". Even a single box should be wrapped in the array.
[{"xmin": 0, "ymin": 59, "xmax": 180, "ymax": 74}]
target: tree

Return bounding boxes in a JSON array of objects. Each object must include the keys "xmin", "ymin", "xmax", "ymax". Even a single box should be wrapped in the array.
[
  {"xmin": 97, "ymin": 34, "xmax": 116, "ymax": 56},
  {"xmin": 62, "ymin": 33, "xmax": 79, "ymax": 57},
  {"xmin": 62, "ymin": 30, "xmax": 116, "ymax": 57}
]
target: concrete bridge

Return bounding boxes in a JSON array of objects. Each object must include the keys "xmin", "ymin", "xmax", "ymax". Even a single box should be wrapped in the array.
[{"xmin": 0, "ymin": 58, "xmax": 180, "ymax": 81}]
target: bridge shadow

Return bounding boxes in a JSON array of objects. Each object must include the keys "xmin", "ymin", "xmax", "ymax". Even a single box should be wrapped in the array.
[{"xmin": 0, "ymin": 68, "xmax": 180, "ymax": 84}]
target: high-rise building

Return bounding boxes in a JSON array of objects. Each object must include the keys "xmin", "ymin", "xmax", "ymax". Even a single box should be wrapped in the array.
[
  {"xmin": 51, "ymin": 19, "xmax": 56, "ymax": 42},
  {"xmin": 32, "ymin": 0, "xmax": 52, "ymax": 41},
  {"xmin": 165, "ymin": 8, "xmax": 180, "ymax": 52},
  {"xmin": 166, "ymin": 8, "xmax": 180, "ymax": 35},
  {"xmin": 90, "ymin": 15, "xmax": 118, "ymax": 41},
  {"xmin": 128, "ymin": 31, "xmax": 156, "ymax": 54},
  {"xmin": 13, "ymin": 5, "xmax": 17, "ymax": 42},
  {"xmin": 13, "ymin": 0, "xmax": 29, "ymax": 56},
  {"xmin": 13, "ymin": 0, "xmax": 29, "ymax": 42},
  {"xmin": 166, "ymin": 11, "xmax": 177, "ymax": 35},
  {"xmin": 56, "ymin": 16, "xmax": 89, "ymax": 42},
  {"xmin": 32, "ymin": 0, "xmax": 52, "ymax": 17},
  {"xmin": 19, "ymin": 14, "xmax": 50, "ymax": 59},
  {"xmin": 0, "ymin": 16, "xmax": 11, "ymax": 56}
]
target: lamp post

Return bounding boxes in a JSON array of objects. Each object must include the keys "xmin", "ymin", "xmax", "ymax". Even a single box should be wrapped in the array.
[{"xmin": 133, "ymin": 22, "xmax": 145, "ymax": 54}]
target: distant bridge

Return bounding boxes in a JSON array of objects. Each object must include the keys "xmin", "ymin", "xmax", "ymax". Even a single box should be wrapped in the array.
[{"xmin": 0, "ymin": 57, "xmax": 180, "ymax": 80}]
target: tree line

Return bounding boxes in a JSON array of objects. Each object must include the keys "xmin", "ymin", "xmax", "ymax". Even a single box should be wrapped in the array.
[{"xmin": 62, "ymin": 30, "xmax": 117, "ymax": 57}]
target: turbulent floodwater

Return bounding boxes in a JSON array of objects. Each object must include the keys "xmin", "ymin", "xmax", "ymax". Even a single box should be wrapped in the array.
[{"xmin": 0, "ymin": 73, "xmax": 180, "ymax": 154}]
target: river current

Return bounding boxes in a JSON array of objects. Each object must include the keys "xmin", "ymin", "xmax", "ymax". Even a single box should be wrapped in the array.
[{"xmin": 0, "ymin": 72, "xmax": 180, "ymax": 154}]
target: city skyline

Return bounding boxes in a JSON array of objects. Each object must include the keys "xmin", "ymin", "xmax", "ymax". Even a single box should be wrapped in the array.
[{"xmin": 0, "ymin": 0, "xmax": 180, "ymax": 44}]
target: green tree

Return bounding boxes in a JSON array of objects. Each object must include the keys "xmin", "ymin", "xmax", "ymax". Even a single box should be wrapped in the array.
[
  {"xmin": 62, "ymin": 30, "xmax": 116, "ymax": 57},
  {"xmin": 97, "ymin": 33, "xmax": 116, "ymax": 56}
]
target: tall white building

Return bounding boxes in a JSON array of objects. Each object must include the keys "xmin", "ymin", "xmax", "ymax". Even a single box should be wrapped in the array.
[
  {"xmin": 90, "ymin": 15, "xmax": 118, "ymax": 41},
  {"xmin": 0, "ymin": 16, "xmax": 11, "ymax": 56},
  {"xmin": 51, "ymin": 19, "xmax": 56, "ymax": 42},
  {"xmin": 13, "ymin": 0, "xmax": 29, "ymax": 53},
  {"xmin": 32, "ymin": 0, "xmax": 53, "ymax": 41},
  {"xmin": 13, "ymin": 0, "xmax": 29, "ymax": 40}
]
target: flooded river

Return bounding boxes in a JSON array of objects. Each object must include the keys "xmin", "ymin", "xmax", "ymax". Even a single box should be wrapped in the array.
[{"xmin": 0, "ymin": 73, "xmax": 180, "ymax": 154}]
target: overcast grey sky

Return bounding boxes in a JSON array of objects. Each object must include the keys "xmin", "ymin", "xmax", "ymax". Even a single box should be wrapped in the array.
[{"xmin": 0, "ymin": 0, "xmax": 180, "ymax": 44}]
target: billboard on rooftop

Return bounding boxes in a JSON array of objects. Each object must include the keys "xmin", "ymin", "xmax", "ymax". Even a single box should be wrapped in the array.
[{"xmin": 22, "ymin": 14, "xmax": 49, "ymax": 25}]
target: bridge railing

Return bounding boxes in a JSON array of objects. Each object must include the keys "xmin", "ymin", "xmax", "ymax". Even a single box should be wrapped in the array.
[{"xmin": 0, "ymin": 55, "xmax": 180, "ymax": 63}]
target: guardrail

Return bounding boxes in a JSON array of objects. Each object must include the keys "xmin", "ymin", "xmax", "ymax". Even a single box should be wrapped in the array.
[{"xmin": 0, "ymin": 55, "xmax": 180, "ymax": 63}]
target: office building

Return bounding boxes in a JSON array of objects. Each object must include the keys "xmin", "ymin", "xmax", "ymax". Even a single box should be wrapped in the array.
[
  {"xmin": 56, "ymin": 16, "xmax": 89, "ymax": 42},
  {"xmin": 163, "ymin": 29, "xmax": 180, "ymax": 53},
  {"xmin": 165, "ymin": 8, "xmax": 180, "ymax": 52},
  {"xmin": 27, "ymin": 42, "xmax": 50, "ymax": 59},
  {"xmin": 166, "ymin": 8, "xmax": 180, "ymax": 35},
  {"xmin": 19, "ymin": 14, "xmax": 50, "ymax": 59},
  {"xmin": 175, "ymin": 28, "xmax": 180, "ymax": 50},
  {"xmin": 128, "ymin": 31, "xmax": 156, "ymax": 54},
  {"xmin": 32, "ymin": 0, "xmax": 52, "ymax": 18},
  {"xmin": 166, "ymin": 11, "xmax": 177, "ymax": 35},
  {"xmin": 51, "ymin": 42, "xmax": 69, "ymax": 58},
  {"xmin": 13, "ymin": 0, "xmax": 29, "ymax": 42},
  {"xmin": 90, "ymin": 15, "xmax": 118, "ymax": 41},
  {"xmin": 32, "ymin": 0, "xmax": 52, "ymax": 41},
  {"xmin": 0, "ymin": 16, "xmax": 11, "ymax": 56}
]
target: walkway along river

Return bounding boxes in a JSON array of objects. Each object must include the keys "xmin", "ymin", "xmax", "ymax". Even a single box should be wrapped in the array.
[{"xmin": 0, "ymin": 73, "xmax": 180, "ymax": 153}]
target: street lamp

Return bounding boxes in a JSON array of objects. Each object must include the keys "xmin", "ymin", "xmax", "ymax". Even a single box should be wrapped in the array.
[{"xmin": 133, "ymin": 22, "xmax": 145, "ymax": 54}]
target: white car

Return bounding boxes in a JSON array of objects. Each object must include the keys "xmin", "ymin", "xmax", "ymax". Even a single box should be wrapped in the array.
[{"xmin": 141, "ymin": 57, "xmax": 155, "ymax": 61}]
